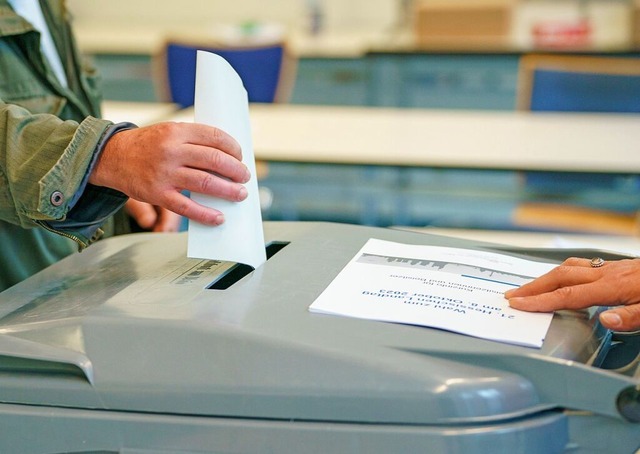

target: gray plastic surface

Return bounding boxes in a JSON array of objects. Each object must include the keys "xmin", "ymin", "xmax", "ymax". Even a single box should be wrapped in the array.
[{"xmin": 0, "ymin": 221, "xmax": 637, "ymax": 454}]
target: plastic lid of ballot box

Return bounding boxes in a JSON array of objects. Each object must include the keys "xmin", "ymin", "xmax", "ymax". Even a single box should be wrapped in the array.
[{"xmin": 0, "ymin": 221, "xmax": 637, "ymax": 454}]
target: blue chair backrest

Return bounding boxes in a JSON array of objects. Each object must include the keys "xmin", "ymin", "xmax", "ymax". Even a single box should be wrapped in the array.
[
  {"xmin": 525, "ymin": 60, "xmax": 640, "ymax": 193},
  {"xmin": 530, "ymin": 68, "xmax": 640, "ymax": 113},
  {"xmin": 166, "ymin": 42, "xmax": 285, "ymax": 108}
]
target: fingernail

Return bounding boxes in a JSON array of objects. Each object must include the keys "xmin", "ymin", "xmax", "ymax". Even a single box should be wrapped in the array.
[
  {"xmin": 237, "ymin": 186, "xmax": 248, "ymax": 201},
  {"xmin": 214, "ymin": 214, "xmax": 225, "ymax": 225},
  {"xmin": 244, "ymin": 168, "xmax": 251, "ymax": 183},
  {"xmin": 504, "ymin": 289, "xmax": 515, "ymax": 298},
  {"xmin": 600, "ymin": 311, "xmax": 622, "ymax": 328},
  {"xmin": 506, "ymin": 297, "xmax": 523, "ymax": 308}
]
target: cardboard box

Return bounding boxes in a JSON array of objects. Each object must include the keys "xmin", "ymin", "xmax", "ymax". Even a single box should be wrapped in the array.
[
  {"xmin": 634, "ymin": 0, "xmax": 640, "ymax": 46},
  {"xmin": 413, "ymin": 0, "xmax": 633, "ymax": 51},
  {"xmin": 414, "ymin": 0, "xmax": 514, "ymax": 45}
]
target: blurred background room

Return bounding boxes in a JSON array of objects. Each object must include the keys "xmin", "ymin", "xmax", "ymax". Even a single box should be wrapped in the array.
[{"xmin": 69, "ymin": 0, "xmax": 640, "ymax": 252}]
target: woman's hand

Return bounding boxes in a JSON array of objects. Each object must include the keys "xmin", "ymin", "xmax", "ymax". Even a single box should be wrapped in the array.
[{"xmin": 505, "ymin": 257, "xmax": 640, "ymax": 331}]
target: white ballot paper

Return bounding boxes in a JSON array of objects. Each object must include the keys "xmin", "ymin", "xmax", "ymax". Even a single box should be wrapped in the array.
[
  {"xmin": 309, "ymin": 238, "xmax": 558, "ymax": 348},
  {"xmin": 187, "ymin": 51, "xmax": 266, "ymax": 269}
]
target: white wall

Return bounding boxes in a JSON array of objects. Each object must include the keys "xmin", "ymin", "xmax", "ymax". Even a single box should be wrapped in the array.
[{"xmin": 66, "ymin": 0, "xmax": 401, "ymax": 33}]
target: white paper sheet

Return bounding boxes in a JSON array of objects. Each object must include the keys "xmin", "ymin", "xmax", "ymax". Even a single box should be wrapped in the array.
[
  {"xmin": 187, "ymin": 51, "xmax": 266, "ymax": 269},
  {"xmin": 309, "ymin": 238, "xmax": 558, "ymax": 348}
]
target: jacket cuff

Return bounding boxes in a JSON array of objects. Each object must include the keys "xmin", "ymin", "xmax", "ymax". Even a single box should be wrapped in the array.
[{"xmin": 43, "ymin": 122, "xmax": 137, "ymax": 245}]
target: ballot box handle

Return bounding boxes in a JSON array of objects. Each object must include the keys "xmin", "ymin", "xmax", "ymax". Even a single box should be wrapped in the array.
[{"xmin": 408, "ymin": 348, "xmax": 640, "ymax": 423}]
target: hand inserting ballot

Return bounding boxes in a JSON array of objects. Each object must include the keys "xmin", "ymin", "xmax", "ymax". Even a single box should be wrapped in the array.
[{"xmin": 90, "ymin": 122, "xmax": 251, "ymax": 226}]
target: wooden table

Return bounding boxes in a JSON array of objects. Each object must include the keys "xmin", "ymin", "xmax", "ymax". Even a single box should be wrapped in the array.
[{"xmin": 169, "ymin": 103, "xmax": 640, "ymax": 173}]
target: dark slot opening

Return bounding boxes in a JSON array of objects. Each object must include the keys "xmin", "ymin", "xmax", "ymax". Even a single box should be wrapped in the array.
[{"xmin": 206, "ymin": 241, "xmax": 289, "ymax": 290}]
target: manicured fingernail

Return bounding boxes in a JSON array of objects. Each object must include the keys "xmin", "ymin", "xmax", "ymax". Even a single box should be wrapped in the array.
[
  {"xmin": 214, "ymin": 214, "xmax": 225, "ymax": 225},
  {"xmin": 600, "ymin": 312, "xmax": 622, "ymax": 328},
  {"xmin": 237, "ymin": 186, "xmax": 248, "ymax": 201}
]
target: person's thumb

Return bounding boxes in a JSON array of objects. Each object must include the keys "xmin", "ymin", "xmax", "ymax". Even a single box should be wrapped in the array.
[{"xmin": 599, "ymin": 305, "xmax": 640, "ymax": 332}]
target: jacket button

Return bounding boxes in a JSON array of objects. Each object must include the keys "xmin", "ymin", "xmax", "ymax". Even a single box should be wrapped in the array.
[{"xmin": 50, "ymin": 191, "xmax": 65, "ymax": 207}]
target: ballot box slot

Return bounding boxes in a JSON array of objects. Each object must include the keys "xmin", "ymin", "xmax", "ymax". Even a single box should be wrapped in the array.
[{"xmin": 206, "ymin": 241, "xmax": 289, "ymax": 290}]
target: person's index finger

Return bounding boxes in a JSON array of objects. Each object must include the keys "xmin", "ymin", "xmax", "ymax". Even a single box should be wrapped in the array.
[
  {"xmin": 507, "ymin": 288, "xmax": 580, "ymax": 313},
  {"xmin": 507, "ymin": 294, "xmax": 557, "ymax": 313},
  {"xmin": 184, "ymin": 122, "xmax": 243, "ymax": 160},
  {"xmin": 508, "ymin": 279, "xmax": 616, "ymax": 313},
  {"xmin": 504, "ymin": 271, "xmax": 563, "ymax": 299},
  {"xmin": 505, "ymin": 265, "xmax": 599, "ymax": 299}
]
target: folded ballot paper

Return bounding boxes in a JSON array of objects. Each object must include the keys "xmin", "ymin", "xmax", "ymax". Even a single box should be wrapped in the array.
[
  {"xmin": 187, "ymin": 51, "xmax": 266, "ymax": 269},
  {"xmin": 310, "ymin": 238, "xmax": 557, "ymax": 348}
]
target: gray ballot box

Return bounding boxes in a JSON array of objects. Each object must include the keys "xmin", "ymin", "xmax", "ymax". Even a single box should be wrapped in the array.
[{"xmin": 0, "ymin": 222, "xmax": 638, "ymax": 454}]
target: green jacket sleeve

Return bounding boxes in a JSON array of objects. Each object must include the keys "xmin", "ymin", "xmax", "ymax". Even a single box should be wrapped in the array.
[{"xmin": 0, "ymin": 99, "xmax": 127, "ymax": 244}]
